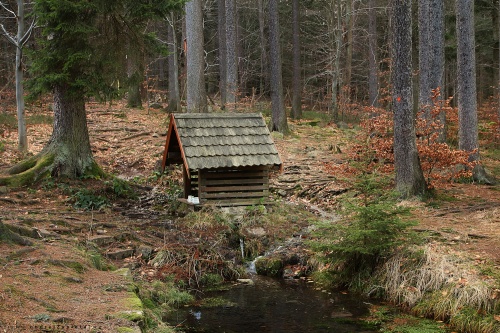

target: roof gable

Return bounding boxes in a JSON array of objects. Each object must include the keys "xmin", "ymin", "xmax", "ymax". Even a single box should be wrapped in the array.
[{"xmin": 162, "ymin": 113, "xmax": 282, "ymax": 172}]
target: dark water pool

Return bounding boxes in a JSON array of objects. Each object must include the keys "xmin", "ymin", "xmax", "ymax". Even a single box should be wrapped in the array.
[{"xmin": 166, "ymin": 276, "xmax": 377, "ymax": 333}]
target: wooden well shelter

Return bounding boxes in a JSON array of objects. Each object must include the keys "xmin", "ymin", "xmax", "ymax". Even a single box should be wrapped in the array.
[{"xmin": 161, "ymin": 113, "xmax": 283, "ymax": 206}]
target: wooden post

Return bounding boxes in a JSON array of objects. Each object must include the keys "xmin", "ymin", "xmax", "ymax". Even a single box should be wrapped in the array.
[{"xmin": 183, "ymin": 165, "xmax": 191, "ymax": 199}]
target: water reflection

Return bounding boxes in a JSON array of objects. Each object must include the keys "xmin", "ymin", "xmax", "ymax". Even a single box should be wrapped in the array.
[{"xmin": 166, "ymin": 276, "xmax": 376, "ymax": 332}]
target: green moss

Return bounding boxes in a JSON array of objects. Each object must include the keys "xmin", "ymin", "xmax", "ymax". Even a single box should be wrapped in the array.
[
  {"xmin": 199, "ymin": 297, "xmax": 236, "ymax": 308},
  {"xmin": 117, "ymin": 328, "xmax": 136, "ymax": 333},
  {"xmin": 255, "ymin": 257, "xmax": 284, "ymax": 277},
  {"xmin": 0, "ymin": 153, "xmax": 55, "ymax": 187},
  {"xmin": 116, "ymin": 293, "xmax": 144, "ymax": 322},
  {"xmin": 47, "ymin": 259, "xmax": 86, "ymax": 274}
]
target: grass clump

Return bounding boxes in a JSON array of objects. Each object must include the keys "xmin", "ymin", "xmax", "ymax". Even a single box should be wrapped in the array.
[{"xmin": 136, "ymin": 280, "xmax": 194, "ymax": 332}]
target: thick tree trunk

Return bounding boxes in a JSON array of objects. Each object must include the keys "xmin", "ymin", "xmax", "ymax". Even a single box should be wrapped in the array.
[
  {"xmin": 225, "ymin": 0, "xmax": 238, "ymax": 110},
  {"xmin": 291, "ymin": 0, "xmax": 302, "ymax": 119},
  {"xmin": 166, "ymin": 13, "xmax": 181, "ymax": 113},
  {"xmin": 456, "ymin": 0, "xmax": 479, "ymax": 159},
  {"xmin": 268, "ymin": 0, "xmax": 288, "ymax": 133},
  {"xmin": 218, "ymin": 0, "xmax": 227, "ymax": 109},
  {"xmin": 456, "ymin": 0, "xmax": 492, "ymax": 183},
  {"xmin": 368, "ymin": 0, "xmax": 379, "ymax": 108},
  {"xmin": 44, "ymin": 85, "xmax": 96, "ymax": 178},
  {"xmin": 185, "ymin": 0, "xmax": 208, "ymax": 113},
  {"xmin": 0, "ymin": 85, "xmax": 100, "ymax": 186},
  {"xmin": 392, "ymin": 0, "xmax": 427, "ymax": 197}
]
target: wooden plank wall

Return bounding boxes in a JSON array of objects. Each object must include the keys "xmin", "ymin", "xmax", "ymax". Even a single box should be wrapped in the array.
[{"xmin": 198, "ymin": 167, "xmax": 269, "ymax": 206}]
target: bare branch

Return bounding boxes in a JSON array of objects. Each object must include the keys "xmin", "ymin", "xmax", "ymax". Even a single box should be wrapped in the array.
[
  {"xmin": 0, "ymin": 1, "xmax": 16, "ymax": 18},
  {"xmin": 0, "ymin": 23, "xmax": 17, "ymax": 45},
  {"xmin": 20, "ymin": 18, "xmax": 36, "ymax": 46}
]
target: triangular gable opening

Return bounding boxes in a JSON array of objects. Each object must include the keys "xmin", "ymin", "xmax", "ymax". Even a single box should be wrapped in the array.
[{"xmin": 161, "ymin": 114, "xmax": 185, "ymax": 171}]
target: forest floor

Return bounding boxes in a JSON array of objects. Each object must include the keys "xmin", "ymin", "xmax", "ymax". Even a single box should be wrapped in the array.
[{"xmin": 0, "ymin": 101, "xmax": 499, "ymax": 332}]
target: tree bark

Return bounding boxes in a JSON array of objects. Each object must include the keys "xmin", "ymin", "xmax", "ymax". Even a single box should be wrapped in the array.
[
  {"xmin": 456, "ymin": 0, "xmax": 492, "ymax": 183},
  {"xmin": 44, "ymin": 85, "xmax": 96, "ymax": 178},
  {"xmin": 429, "ymin": 0, "xmax": 445, "ymax": 141},
  {"xmin": 291, "ymin": 0, "xmax": 302, "ymax": 119},
  {"xmin": 217, "ymin": 0, "xmax": 227, "ymax": 109},
  {"xmin": 166, "ymin": 12, "xmax": 181, "ymax": 113},
  {"xmin": 331, "ymin": 0, "xmax": 342, "ymax": 121},
  {"xmin": 185, "ymin": 0, "xmax": 208, "ymax": 113},
  {"xmin": 225, "ymin": 0, "xmax": 238, "ymax": 110},
  {"xmin": 392, "ymin": 0, "xmax": 427, "ymax": 197},
  {"xmin": 456, "ymin": 0, "xmax": 479, "ymax": 159},
  {"xmin": 258, "ymin": 0, "xmax": 268, "ymax": 95},
  {"xmin": 268, "ymin": 0, "xmax": 288, "ymax": 133},
  {"xmin": 15, "ymin": 0, "xmax": 27, "ymax": 152},
  {"xmin": 418, "ymin": 0, "xmax": 431, "ymax": 117},
  {"xmin": 126, "ymin": 51, "xmax": 143, "ymax": 108},
  {"xmin": 368, "ymin": 0, "xmax": 379, "ymax": 108}
]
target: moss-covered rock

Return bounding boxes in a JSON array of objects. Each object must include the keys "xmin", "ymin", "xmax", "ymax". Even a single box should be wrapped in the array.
[{"xmin": 255, "ymin": 257, "xmax": 284, "ymax": 277}]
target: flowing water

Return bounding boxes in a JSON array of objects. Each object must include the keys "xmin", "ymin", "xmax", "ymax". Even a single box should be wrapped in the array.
[{"xmin": 166, "ymin": 275, "xmax": 377, "ymax": 332}]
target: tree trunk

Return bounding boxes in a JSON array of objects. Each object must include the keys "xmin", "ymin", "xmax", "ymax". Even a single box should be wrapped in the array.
[
  {"xmin": 185, "ymin": 0, "xmax": 208, "ymax": 113},
  {"xmin": 1, "ymin": 84, "xmax": 101, "ymax": 187},
  {"xmin": 331, "ymin": 0, "xmax": 342, "ymax": 121},
  {"xmin": 456, "ymin": 0, "xmax": 479, "ymax": 159},
  {"xmin": 258, "ymin": 0, "xmax": 268, "ymax": 95},
  {"xmin": 166, "ymin": 13, "xmax": 181, "ymax": 113},
  {"xmin": 345, "ymin": 0, "xmax": 354, "ymax": 95},
  {"xmin": 392, "ymin": 0, "xmax": 427, "ymax": 197},
  {"xmin": 429, "ymin": 0, "xmax": 446, "ymax": 141},
  {"xmin": 368, "ymin": 0, "xmax": 379, "ymax": 108},
  {"xmin": 126, "ymin": 41, "xmax": 143, "ymax": 108},
  {"xmin": 225, "ymin": 0, "xmax": 238, "ymax": 110},
  {"xmin": 44, "ymin": 85, "xmax": 96, "ymax": 178},
  {"xmin": 268, "ymin": 0, "xmax": 288, "ymax": 133},
  {"xmin": 217, "ymin": 0, "xmax": 227, "ymax": 109},
  {"xmin": 418, "ymin": 0, "xmax": 431, "ymax": 117},
  {"xmin": 456, "ymin": 0, "xmax": 492, "ymax": 183},
  {"xmin": 291, "ymin": 0, "xmax": 302, "ymax": 119},
  {"xmin": 15, "ymin": 0, "xmax": 27, "ymax": 152}
]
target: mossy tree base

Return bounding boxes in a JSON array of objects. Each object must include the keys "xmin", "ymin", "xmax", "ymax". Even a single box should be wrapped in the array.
[{"xmin": 0, "ymin": 149, "xmax": 104, "ymax": 187}]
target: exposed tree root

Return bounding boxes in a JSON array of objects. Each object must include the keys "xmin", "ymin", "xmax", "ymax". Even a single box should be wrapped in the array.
[
  {"xmin": 0, "ymin": 149, "xmax": 105, "ymax": 187},
  {"xmin": 0, "ymin": 153, "xmax": 55, "ymax": 187},
  {"xmin": 0, "ymin": 220, "xmax": 33, "ymax": 246}
]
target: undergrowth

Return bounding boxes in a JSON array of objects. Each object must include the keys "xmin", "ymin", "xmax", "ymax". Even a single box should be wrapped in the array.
[{"xmin": 309, "ymin": 173, "xmax": 417, "ymax": 290}]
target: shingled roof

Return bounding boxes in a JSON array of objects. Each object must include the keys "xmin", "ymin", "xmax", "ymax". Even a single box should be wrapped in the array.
[{"xmin": 163, "ymin": 113, "xmax": 282, "ymax": 173}]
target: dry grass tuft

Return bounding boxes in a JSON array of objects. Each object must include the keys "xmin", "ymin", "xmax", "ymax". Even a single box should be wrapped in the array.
[{"xmin": 370, "ymin": 244, "xmax": 500, "ymax": 333}]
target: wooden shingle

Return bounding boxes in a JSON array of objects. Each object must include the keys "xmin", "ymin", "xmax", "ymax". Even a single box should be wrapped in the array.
[
  {"xmin": 162, "ymin": 113, "xmax": 282, "ymax": 174},
  {"xmin": 161, "ymin": 113, "xmax": 283, "ymax": 206}
]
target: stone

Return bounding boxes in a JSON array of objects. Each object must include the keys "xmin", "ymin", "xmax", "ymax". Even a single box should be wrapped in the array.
[
  {"xmin": 106, "ymin": 248, "xmax": 134, "ymax": 260},
  {"xmin": 137, "ymin": 245, "xmax": 153, "ymax": 260},
  {"xmin": 245, "ymin": 227, "xmax": 267, "ymax": 238},
  {"xmin": 89, "ymin": 235, "xmax": 114, "ymax": 247},
  {"xmin": 0, "ymin": 186, "xmax": 8, "ymax": 194},
  {"xmin": 236, "ymin": 278, "xmax": 255, "ymax": 285}
]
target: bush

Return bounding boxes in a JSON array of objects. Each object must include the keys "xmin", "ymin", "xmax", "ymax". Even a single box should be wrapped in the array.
[{"xmin": 310, "ymin": 173, "xmax": 417, "ymax": 289}]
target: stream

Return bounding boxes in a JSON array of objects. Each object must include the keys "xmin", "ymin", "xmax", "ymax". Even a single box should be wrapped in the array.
[{"xmin": 166, "ymin": 275, "xmax": 377, "ymax": 332}]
